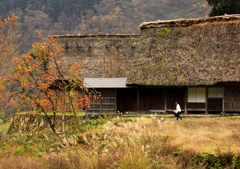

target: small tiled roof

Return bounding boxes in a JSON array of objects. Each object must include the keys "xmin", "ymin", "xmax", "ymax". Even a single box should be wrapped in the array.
[{"xmin": 84, "ymin": 78, "xmax": 127, "ymax": 88}]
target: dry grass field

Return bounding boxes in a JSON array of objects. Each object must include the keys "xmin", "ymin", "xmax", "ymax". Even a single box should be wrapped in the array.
[
  {"xmin": 0, "ymin": 116, "xmax": 240, "ymax": 168},
  {"xmin": 156, "ymin": 117, "xmax": 240, "ymax": 154}
]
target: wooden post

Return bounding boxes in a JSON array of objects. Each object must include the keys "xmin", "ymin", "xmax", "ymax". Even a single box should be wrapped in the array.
[
  {"xmin": 137, "ymin": 88, "xmax": 139, "ymax": 114},
  {"xmin": 222, "ymin": 87, "xmax": 225, "ymax": 113},
  {"xmin": 115, "ymin": 89, "xmax": 117, "ymax": 113},
  {"xmin": 205, "ymin": 87, "xmax": 208, "ymax": 114},
  {"xmin": 100, "ymin": 93, "xmax": 102, "ymax": 114},
  {"xmin": 185, "ymin": 88, "xmax": 188, "ymax": 114},
  {"xmin": 82, "ymin": 89, "xmax": 86, "ymax": 113},
  {"xmin": 55, "ymin": 90, "xmax": 58, "ymax": 112},
  {"xmin": 164, "ymin": 88, "xmax": 167, "ymax": 112}
]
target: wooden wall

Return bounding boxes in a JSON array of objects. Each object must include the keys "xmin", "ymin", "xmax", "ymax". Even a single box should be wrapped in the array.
[
  {"xmin": 166, "ymin": 88, "xmax": 185, "ymax": 110},
  {"xmin": 139, "ymin": 88, "xmax": 164, "ymax": 112},
  {"xmin": 117, "ymin": 88, "xmax": 137, "ymax": 112},
  {"xmin": 86, "ymin": 84, "xmax": 240, "ymax": 114},
  {"xmin": 224, "ymin": 86, "xmax": 240, "ymax": 111},
  {"xmin": 87, "ymin": 88, "xmax": 116, "ymax": 114},
  {"xmin": 118, "ymin": 87, "xmax": 184, "ymax": 113},
  {"xmin": 207, "ymin": 98, "xmax": 222, "ymax": 111}
]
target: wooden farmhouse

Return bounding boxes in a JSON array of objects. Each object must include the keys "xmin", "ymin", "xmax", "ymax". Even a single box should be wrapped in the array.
[{"xmin": 51, "ymin": 14, "xmax": 240, "ymax": 114}]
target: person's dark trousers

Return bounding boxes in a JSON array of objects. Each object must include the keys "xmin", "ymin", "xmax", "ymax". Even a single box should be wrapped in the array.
[{"xmin": 175, "ymin": 112, "xmax": 182, "ymax": 120}]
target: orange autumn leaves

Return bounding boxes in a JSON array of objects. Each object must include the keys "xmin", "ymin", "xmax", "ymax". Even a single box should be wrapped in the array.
[
  {"xmin": 0, "ymin": 13, "xmax": 18, "ymax": 28},
  {"xmin": 1, "ymin": 28, "xmax": 90, "ymax": 114},
  {"xmin": 0, "ymin": 14, "xmax": 21, "ymax": 103},
  {"xmin": 16, "ymin": 34, "xmax": 89, "ymax": 112},
  {"xmin": 0, "ymin": 13, "xmax": 20, "ymax": 64}
]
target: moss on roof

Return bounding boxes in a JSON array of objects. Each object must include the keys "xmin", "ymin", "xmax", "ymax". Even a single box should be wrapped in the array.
[
  {"xmin": 128, "ymin": 15, "xmax": 240, "ymax": 86},
  {"xmin": 51, "ymin": 15, "xmax": 240, "ymax": 86}
]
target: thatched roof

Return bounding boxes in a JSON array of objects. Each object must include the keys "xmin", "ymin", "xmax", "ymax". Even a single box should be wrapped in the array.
[
  {"xmin": 140, "ymin": 14, "xmax": 240, "ymax": 30},
  {"xmin": 50, "ymin": 34, "xmax": 139, "ymax": 79},
  {"xmin": 50, "ymin": 34, "xmax": 139, "ymax": 39},
  {"xmin": 127, "ymin": 15, "xmax": 240, "ymax": 86},
  {"xmin": 51, "ymin": 16, "xmax": 240, "ymax": 86}
]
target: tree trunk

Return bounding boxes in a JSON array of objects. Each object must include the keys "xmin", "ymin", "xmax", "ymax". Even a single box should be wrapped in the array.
[{"xmin": 61, "ymin": 86, "xmax": 69, "ymax": 146}]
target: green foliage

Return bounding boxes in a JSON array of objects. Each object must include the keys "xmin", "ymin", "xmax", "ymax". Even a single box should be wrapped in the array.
[
  {"xmin": 156, "ymin": 28, "xmax": 171, "ymax": 39},
  {"xmin": 0, "ymin": 112, "xmax": 11, "ymax": 132},
  {"xmin": 0, "ymin": 129, "xmax": 62, "ymax": 158},
  {"xmin": 0, "ymin": 0, "xmax": 99, "ymax": 21},
  {"xmin": 0, "ymin": 122, "xmax": 11, "ymax": 132},
  {"xmin": 207, "ymin": 0, "xmax": 240, "ymax": 16},
  {"xmin": 15, "ymin": 145, "xmax": 25, "ymax": 156},
  {"xmin": 0, "ymin": 0, "xmax": 211, "ymax": 52},
  {"xmin": 194, "ymin": 152, "xmax": 235, "ymax": 168},
  {"xmin": 232, "ymin": 155, "xmax": 240, "ymax": 168},
  {"xmin": 66, "ymin": 115, "xmax": 115, "ymax": 133},
  {"xmin": 29, "ymin": 47, "xmax": 50, "ymax": 64},
  {"xmin": 0, "ymin": 112, "xmax": 5, "ymax": 120}
]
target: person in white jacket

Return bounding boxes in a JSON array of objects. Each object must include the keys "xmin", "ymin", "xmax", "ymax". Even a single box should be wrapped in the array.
[{"xmin": 174, "ymin": 101, "xmax": 182, "ymax": 120}]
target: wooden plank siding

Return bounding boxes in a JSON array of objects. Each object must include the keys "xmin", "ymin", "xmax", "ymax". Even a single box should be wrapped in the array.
[
  {"xmin": 139, "ymin": 88, "xmax": 164, "ymax": 112},
  {"xmin": 86, "ymin": 88, "xmax": 117, "ymax": 114},
  {"xmin": 166, "ymin": 88, "xmax": 185, "ymax": 111},
  {"xmin": 207, "ymin": 98, "xmax": 223, "ymax": 111},
  {"xmin": 117, "ymin": 88, "xmax": 138, "ymax": 113},
  {"xmin": 118, "ymin": 87, "xmax": 183, "ymax": 113},
  {"xmin": 85, "ymin": 84, "xmax": 240, "ymax": 114},
  {"xmin": 224, "ymin": 86, "xmax": 240, "ymax": 112}
]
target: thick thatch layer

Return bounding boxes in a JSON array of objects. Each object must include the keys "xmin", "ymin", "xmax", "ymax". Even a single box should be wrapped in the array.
[
  {"xmin": 140, "ymin": 14, "xmax": 240, "ymax": 30},
  {"xmin": 51, "ymin": 34, "xmax": 139, "ymax": 39},
  {"xmin": 127, "ymin": 15, "xmax": 240, "ymax": 86},
  {"xmin": 51, "ymin": 34, "xmax": 139, "ymax": 79},
  {"xmin": 52, "ymin": 16, "xmax": 240, "ymax": 86}
]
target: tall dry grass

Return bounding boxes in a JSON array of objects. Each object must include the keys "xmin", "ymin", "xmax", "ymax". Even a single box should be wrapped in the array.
[
  {"xmin": 162, "ymin": 117, "xmax": 240, "ymax": 154},
  {"xmin": 66, "ymin": 116, "xmax": 240, "ymax": 168},
  {"xmin": 0, "ymin": 116, "xmax": 240, "ymax": 168},
  {"xmin": 0, "ymin": 157, "xmax": 43, "ymax": 169}
]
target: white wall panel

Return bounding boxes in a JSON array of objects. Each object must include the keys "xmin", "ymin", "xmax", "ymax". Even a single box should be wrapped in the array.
[
  {"xmin": 197, "ymin": 88, "xmax": 205, "ymax": 102},
  {"xmin": 217, "ymin": 88, "xmax": 223, "ymax": 98},
  {"xmin": 188, "ymin": 87, "xmax": 206, "ymax": 103},
  {"xmin": 208, "ymin": 87, "xmax": 223, "ymax": 98},
  {"xmin": 188, "ymin": 88, "xmax": 196, "ymax": 102}
]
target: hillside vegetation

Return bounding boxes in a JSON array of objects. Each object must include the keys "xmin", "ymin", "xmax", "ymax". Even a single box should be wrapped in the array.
[{"xmin": 1, "ymin": 0, "xmax": 211, "ymax": 51}]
